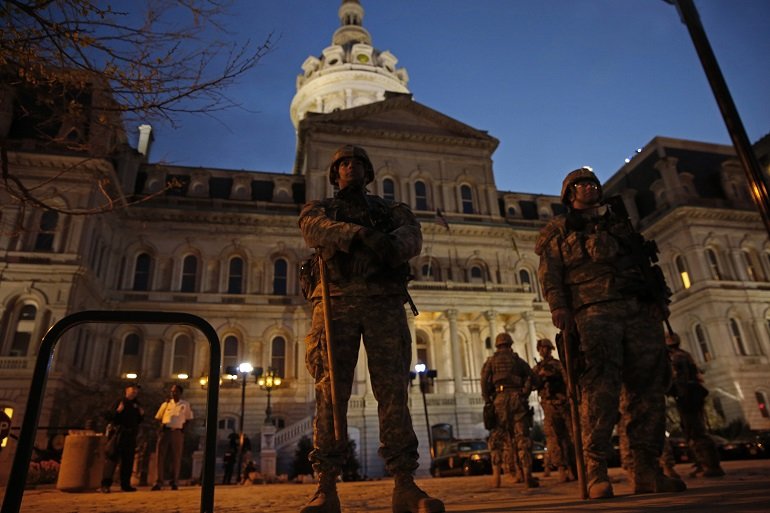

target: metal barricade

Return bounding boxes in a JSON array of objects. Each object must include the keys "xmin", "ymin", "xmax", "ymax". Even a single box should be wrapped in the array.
[{"xmin": 0, "ymin": 311, "xmax": 222, "ymax": 513}]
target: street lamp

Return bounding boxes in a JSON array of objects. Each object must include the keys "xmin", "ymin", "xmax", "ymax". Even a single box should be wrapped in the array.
[
  {"xmin": 254, "ymin": 367, "xmax": 282, "ymax": 424},
  {"xmin": 225, "ymin": 362, "xmax": 256, "ymax": 482},
  {"xmin": 410, "ymin": 363, "xmax": 438, "ymax": 458}
]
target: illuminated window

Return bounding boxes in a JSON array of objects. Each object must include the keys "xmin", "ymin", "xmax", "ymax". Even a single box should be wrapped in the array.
[
  {"xmin": 742, "ymin": 250, "xmax": 759, "ymax": 281},
  {"xmin": 694, "ymin": 324, "xmax": 712, "ymax": 362},
  {"xmin": 756, "ymin": 391, "xmax": 770, "ymax": 419},
  {"xmin": 383, "ymin": 179, "xmax": 395, "ymax": 201},
  {"xmin": 728, "ymin": 318, "xmax": 748, "ymax": 356},
  {"xmin": 120, "ymin": 333, "xmax": 142, "ymax": 376},
  {"xmin": 1, "ymin": 407, "xmax": 13, "ymax": 447},
  {"xmin": 460, "ymin": 185, "xmax": 474, "ymax": 214},
  {"xmin": 675, "ymin": 255, "xmax": 691, "ymax": 289},
  {"xmin": 133, "ymin": 253, "xmax": 152, "ymax": 291},
  {"xmin": 271, "ymin": 337, "xmax": 286, "ymax": 378},
  {"xmin": 181, "ymin": 255, "xmax": 198, "ymax": 292},
  {"xmin": 223, "ymin": 335, "xmax": 239, "ymax": 370},
  {"xmin": 415, "ymin": 181, "xmax": 428, "ymax": 211},
  {"xmin": 34, "ymin": 210, "xmax": 58, "ymax": 251},
  {"xmin": 172, "ymin": 334, "xmax": 194, "ymax": 376},
  {"xmin": 228, "ymin": 257, "xmax": 244, "ymax": 294},
  {"xmin": 705, "ymin": 248, "xmax": 722, "ymax": 280},
  {"xmin": 273, "ymin": 259, "xmax": 288, "ymax": 295}
]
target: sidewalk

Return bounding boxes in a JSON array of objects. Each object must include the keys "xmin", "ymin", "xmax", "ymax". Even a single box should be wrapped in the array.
[{"xmin": 5, "ymin": 460, "xmax": 770, "ymax": 512}]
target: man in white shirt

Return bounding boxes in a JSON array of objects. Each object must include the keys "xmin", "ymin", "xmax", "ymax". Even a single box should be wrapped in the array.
[{"xmin": 151, "ymin": 384, "xmax": 193, "ymax": 490}]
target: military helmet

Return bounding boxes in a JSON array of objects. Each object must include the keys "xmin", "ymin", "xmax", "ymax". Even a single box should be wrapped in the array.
[
  {"xmin": 495, "ymin": 333, "xmax": 514, "ymax": 348},
  {"xmin": 560, "ymin": 166, "xmax": 602, "ymax": 205},
  {"xmin": 665, "ymin": 333, "xmax": 681, "ymax": 347},
  {"xmin": 328, "ymin": 144, "xmax": 375, "ymax": 186},
  {"xmin": 536, "ymin": 338, "xmax": 554, "ymax": 350}
]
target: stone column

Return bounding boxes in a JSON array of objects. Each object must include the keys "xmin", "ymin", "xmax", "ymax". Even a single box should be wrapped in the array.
[
  {"xmin": 484, "ymin": 310, "xmax": 497, "ymax": 356},
  {"xmin": 524, "ymin": 311, "xmax": 539, "ymax": 364},
  {"xmin": 447, "ymin": 309, "xmax": 463, "ymax": 394},
  {"xmin": 407, "ymin": 308, "xmax": 418, "ymax": 369}
]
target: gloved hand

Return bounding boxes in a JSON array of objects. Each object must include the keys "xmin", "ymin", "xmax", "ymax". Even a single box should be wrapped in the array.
[{"xmin": 358, "ymin": 228, "xmax": 398, "ymax": 265}]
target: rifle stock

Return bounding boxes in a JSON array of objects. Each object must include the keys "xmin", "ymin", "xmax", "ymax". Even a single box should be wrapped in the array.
[
  {"xmin": 561, "ymin": 327, "xmax": 588, "ymax": 500},
  {"xmin": 318, "ymin": 253, "xmax": 345, "ymax": 443}
]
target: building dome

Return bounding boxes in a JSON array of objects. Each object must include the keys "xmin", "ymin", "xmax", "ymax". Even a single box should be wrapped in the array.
[{"xmin": 289, "ymin": 0, "xmax": 410, "ymax": 129}]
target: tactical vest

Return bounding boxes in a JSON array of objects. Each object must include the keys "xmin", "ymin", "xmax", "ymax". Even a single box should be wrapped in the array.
[{"xmin": 490, "ymin": 350, "xmax": 525, "ymax": 389}]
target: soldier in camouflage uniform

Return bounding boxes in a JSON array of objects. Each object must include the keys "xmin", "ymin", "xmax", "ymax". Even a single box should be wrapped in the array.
[
  {"xmin": 298, "ymin": 145, "xmax": 444, "ymax": 513},
  {"xmin": 535, "ymin": 167, "xmax": 686, "ymax": 499},
  {"xmin": 481, "ymin": 333, "xmax": 539, "ymax": 489},
  {"xmin": 533, "ymin": 338, "xmax": 575, "ymax": 483},
  {"xmin": 666, "ymin": 333, "xmax": 724, "ymax": 478},
  {"xmin": 486, "ymin": 422, "xmax": 521, "ymax": 487}
]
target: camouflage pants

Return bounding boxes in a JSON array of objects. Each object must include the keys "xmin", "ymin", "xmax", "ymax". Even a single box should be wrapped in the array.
[
  {"xmin": 487, "ymin": 426, "xmax": 517, "ymax": 475},
  {"xmin": 305, "ymin": 295, "xmax": 419, "ymax": 476},
  {"xmin": 542, "ymin": 399, "xmax": 573, "ymax": 469},
  {"xmin": 575, "ymin": 298, "xmax": 669, "ymax": 485},
  {"xmin": 678, "ymin": 399, "xmax": 720, "ymax": 470},
  {"xmin": 493, "ymin": 391, "xmax": 533, "ymax": 476}
]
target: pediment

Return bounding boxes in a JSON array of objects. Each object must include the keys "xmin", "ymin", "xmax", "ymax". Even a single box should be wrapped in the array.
[{"xmin": 300, "ymin": 94, "xmax": 498, "ymax": 149}]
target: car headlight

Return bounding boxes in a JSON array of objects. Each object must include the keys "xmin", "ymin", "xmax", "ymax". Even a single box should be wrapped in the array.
[{"xmin": 471, "ymin": 454, "xmax": 481, "ymax": 461}]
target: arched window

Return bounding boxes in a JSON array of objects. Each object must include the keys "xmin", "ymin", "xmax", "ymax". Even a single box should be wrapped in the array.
[
  {"xmin": 705, "ymin": 248, "xmax": 722, "ymax": 280},
  {"xmin": 181, "ymin": 255, "xmax": 198, "ymax": 292},
  {"xmin": 273, "ymin": 258, "xmax": 288, "ymax": 295},
  {"xmin": 728, "ymin": 318, "xmax": 748, "ymax": 356},
  {"xmin": 382, "ymin": 178, "xmax": 395, "ymax": 201},
  {"xmin": 172, "ymin": 334, "xmax": 194, "ymax": 377},
  {"xmin": 469, "ymin": 265, "xmax": 484, "ymax": 284},
  {"xmin": 460, "ymin": 185, "xmax": 474, "ymax": 214},
  {"xmin": 228, "ymin": 257, "xmax": 244, "ymax": 294},
  {"xmin": 8, "ymin": 304, "xmax": 37, "ymax": 357},
  {"xmin": 271, "ymin": 336, "xmax": 286, "ymax": 378},
  {"xmin": 507, "ymin": 206, "xmax": 517, "ymax": 217},
  {"xmin": 675, "ymin": 255, "xmax": 691, "ymax": 289},
  {"xmin": 742, "ymin": 250, "xmax": 759, "ymax": 281},
  {"xmin": 223, "ymin": 335, "xmax": 239, "ymax": 370},
  {"xmin": 694, "ymin": 324, "xmax": 712, "ymax": 362},
  {"xmin": 756, "ymin": 391, "xmax": 770, "ymax": 419},
  {"xmin": 519, "ymin": 269, "xmax": 532, "ymax": 292},
  {"xmin": 133, "ymin": 253, "xmax": 152, "ymax": 291},
  {"xmin": 421, "ymin": 261, "xmax": 439, "ymax": 281},
  {"xmin": 120, "ymin": 333, "xmax": 142, "ymax": 376},
  {"xmin": 34, "ymin": 210, "xmax": 59, "ymax": 251},
  {"xmin": 415, "ymin": 181, "xmax": 428, "ymax": 211}
]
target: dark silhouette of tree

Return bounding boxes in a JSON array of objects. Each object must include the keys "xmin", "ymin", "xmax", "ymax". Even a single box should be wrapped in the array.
[{"xmin": 1, "ymin": 0, "xmax": 273, "ymax": 215}]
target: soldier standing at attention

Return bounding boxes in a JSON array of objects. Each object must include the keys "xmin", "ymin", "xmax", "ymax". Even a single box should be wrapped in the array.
[
  {"xmin": 298, "ymin": 145, "xmax": 444, "ymax": 513},
  {"xmin": 481, "ymin": 333, "xmax": 539, "ymax": 489},
  {"xmin": 533, "ymin": 338, "xmax": 575, "ymax": 483},
  {"xmin": 535, "ymin": 167, "xmax": 686, "ymax": 499},
  {"xmin": 666, "ymin": 333, "xmax": 725, "ymax": 478}
]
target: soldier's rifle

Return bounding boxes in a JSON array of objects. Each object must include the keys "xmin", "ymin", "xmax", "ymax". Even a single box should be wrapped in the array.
[
  {"xmin": 604, "ymin": 195, "xmax": 675, "ymax": 335},
  {"xmin": 559, "ymin": 327, "xmax": 588, "ymax": 500},
  {"xmin": 318, "ymin": 253, "xmax": 345, "ymax": 443}
]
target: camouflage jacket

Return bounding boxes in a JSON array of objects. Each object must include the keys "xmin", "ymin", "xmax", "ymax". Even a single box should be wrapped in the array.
[
  {"xmin": 481, "ymin": 349, "xmax": 534, "ymax": 403},
  {"xmin": 534, "ymin": 207, "xmax": 648, "ymax": 312},
  {"xmin": 298, "ymin": 186, "xmax": 422, "ymax": 298},
  {"xmin": 533, "ymin": 356, "xmax": 568, "ymax": 402}
]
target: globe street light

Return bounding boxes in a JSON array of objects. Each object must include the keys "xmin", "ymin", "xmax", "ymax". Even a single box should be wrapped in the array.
[
  {"xmin": 255, "ymin": 367, "xmax": 282, "ymax": 424},
  {"xmin": 225, "ymin": 362, "xmax": 255, "ymax": 482},
  {"xmin": 410, "ymin": 363, "xmax": 438, "ymax": 458}
]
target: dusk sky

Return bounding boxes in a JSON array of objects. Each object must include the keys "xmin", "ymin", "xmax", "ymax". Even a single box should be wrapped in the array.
[{"xmin": 147, "ymin": 1, "xmax": 770, "ymax": 196}]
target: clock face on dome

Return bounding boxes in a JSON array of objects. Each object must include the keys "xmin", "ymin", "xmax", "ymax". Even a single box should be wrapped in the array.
[{"xmin": 357, "ymin": 54, "xmax": 370, "ymax": 64}]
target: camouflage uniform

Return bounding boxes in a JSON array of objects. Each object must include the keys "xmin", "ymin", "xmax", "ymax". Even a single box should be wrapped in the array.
[
  {"xmin": 667, "ymin": 337, "xmax": 724, "ymax": 477},
  {"xmin": 535, "ymin": 168, "xmax": 683, "ymax": 498},
  {"xmin": 299, "ymin": 145, "xmax": 443, "ymax": 513},
  {"xmin": 481, "ymin": 334, "xmax": 538, "ymax": 488},
  {"xmin": 533, "ymin": 343, "xmax": 574, "ymax": 480}
]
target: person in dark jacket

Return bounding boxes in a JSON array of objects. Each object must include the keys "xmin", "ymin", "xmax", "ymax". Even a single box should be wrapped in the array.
[{"xmin": 100, "ymin": 383, "xmax": 144, "ymax": 493}]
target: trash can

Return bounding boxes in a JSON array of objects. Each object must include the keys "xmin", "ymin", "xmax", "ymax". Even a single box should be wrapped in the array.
[{"xmin": 56, "ymin": 430, "xmax": 104, "ymax": 492}]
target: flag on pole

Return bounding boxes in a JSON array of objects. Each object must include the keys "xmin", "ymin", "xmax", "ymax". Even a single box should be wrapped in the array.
[
  {"xmin": 511, "ymin": 234, "xmax": 521, "ymax": 258},
  {"xmin": 435, "ymin": 208, "xmax": 450, "ymax": 231}
]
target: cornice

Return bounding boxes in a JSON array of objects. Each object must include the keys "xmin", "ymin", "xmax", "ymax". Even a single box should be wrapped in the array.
[
  {"xmin": 8, "ymin": 151, "xmax": 115, "ymax": 173},
  {"xmin": 308, "ymin": 122, "xmax": 498, "ymax": 150},
  {"xmin": 646, "ymin": 205, "xmax": 762, "ymax": 238}
]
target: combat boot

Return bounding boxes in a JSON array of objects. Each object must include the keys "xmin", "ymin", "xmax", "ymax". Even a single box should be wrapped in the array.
[
  {"xmin": 490, "ymin": 465, "xmax": 501, "ymax": 488},
  {"xmin": 587, "ymin": 460, "xmax": 613, "ymax": 499},
  {"xmin": 558, "ymin": 466, "xmax": 572, "ymax": 483},
  {"xmin": 632, "ymin": 452, "xmax": 686, "ymax": 494},
  {"xmin": 300, "ymin": 473, "xmax": 340, "ymax": 513},
  {"xmin": 695, "ymin": 440, "xmax": 725, "ymax": 478},
  {"xmin": 392, "ymin": 473, "xmax": 445, "ymax": 513}
]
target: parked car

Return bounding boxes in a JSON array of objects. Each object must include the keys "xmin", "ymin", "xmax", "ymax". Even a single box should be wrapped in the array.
[
  {"xmin": 713, "ymin": 435, "xmax": 767, "ymax": 460},
  {"xmin": 532, "ymin": 441, "xmax": 546, "ymax": 472},
  {"xmin": 667, "ymin": 436, "xmax": 692, "ymax": 464},
  {"xmin": 430, "ymin": 439, "xmax": 491, "ymax": 477}
]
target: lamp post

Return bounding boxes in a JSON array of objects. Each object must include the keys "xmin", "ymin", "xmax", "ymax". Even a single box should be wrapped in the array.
[
  {"xmin": 225, "ymin": 362, "xmax": 255, "ymax": 483},
  {"xmin": 255, "ymin": 367, "xmax": 282, "ymax": 424},
  {"xmin": 410, "ymin": 363, "xmax": 438, "ymax": 459}
]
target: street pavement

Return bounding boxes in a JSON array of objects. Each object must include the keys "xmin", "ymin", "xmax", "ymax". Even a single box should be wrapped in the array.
[{"xmin": 4, "ymin": 459, "xmax": 769, "ymax": 512}]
